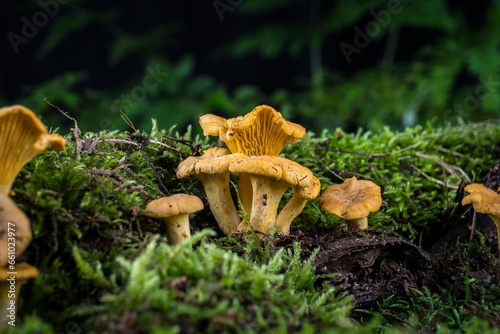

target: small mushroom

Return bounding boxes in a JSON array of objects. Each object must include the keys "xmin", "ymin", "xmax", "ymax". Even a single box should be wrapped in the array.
[
  {"xmin": 0, "ymin": 105, "xmax": 66, "ymax": 267},
  {"xmin": 145, "ymin": 194, "xmax": 203, "ymax": 245},
  {"xmin": 229, "ymin": 155, "xmax": 314, "ymax": 236},
  {"xmin": 276, "ymin": 176, "xmax": 321, "ymax": 235},
  {"xmin": 0, "ymin": 263, "xmax": 39, "ymax": 326},
  {"xmin": 462, "ymin": 183, "xmax": 500, "ymax": 253},
  {"xmin": 318, "ymin": 177, "xmax": 382, "ymax": 231},
  {"xmin": 199, "ymin": 105, "xmax": 306, "ymax": 216},
  {"xmin": 177, "ymin": 148, "xmax": 244, "ymax": 235}
]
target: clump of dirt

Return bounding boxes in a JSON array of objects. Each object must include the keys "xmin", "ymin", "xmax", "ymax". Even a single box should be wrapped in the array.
[
  {"xmin": 276, "ymin": 230, "xmax": 441, "ymax": 308},
  {"xmin": 273, "ymin": 162, "xmax": 500, "ymax": 311}
]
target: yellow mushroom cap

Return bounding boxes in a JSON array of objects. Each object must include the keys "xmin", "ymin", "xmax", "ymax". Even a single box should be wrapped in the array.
[
  {"xmin": 199, "ymin": 115, "xmax": 227, "ymax": 137},
  {"xmin": 199, "ymin": 105, "xmax": 306, "ymax": 156},
  {"xmin": 177, "ymin": 147, "xmax": 245, "ymax": 178},
  {"xmin": 229, "ymin": 155, "xmax": 314, "ymax": 188},
  {"xmin": 0, "ymin": 263, "xmax": 39, "ymax": 281},
  {"xmin": 318, "ymin": 177, "xmax": 382, "ymax": 220},
  {"xmin": 296, "ymin": 175, "xmax": 322, "ymax": 200},
  {"xmin": 0, "ymin": 105, "xmax": 66, "ymax": 194},
  {"xmin": 145, "ymin": 194, "xmax": 204, "ymax": 219},
  {"xmin": 462, "ymin": 183, "xmax": 500, "ymax": 216}
]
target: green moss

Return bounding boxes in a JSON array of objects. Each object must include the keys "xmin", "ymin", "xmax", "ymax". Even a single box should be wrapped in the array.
[{"xmin": 8, "ymin": 121, "xmax": 500, "ymax": 333}]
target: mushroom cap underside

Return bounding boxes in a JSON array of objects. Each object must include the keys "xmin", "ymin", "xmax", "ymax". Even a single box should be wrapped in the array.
[
  {"xmin": 0, "ymin": 105, "xmax": 65, "ymax": 193},
  {"xmin": 199, "ymin": 105, "xmax": 306, "ymax": 156}
]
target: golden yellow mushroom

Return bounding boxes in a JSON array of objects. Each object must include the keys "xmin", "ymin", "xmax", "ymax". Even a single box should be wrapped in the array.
[
  {"xmin": 199, "ymin": 105, "xmax": 305, "ymax": 216},
  {"xmin": 145, "ymin": 194, "xmax": 204, "ymax": 245},
  {"xmin": 319, "ymin": 177, "xmax": 382, "ymax": 232},
  {"xmin": 0, "ymin": 105, "xmax": 65, "ymax": 267},
  {"xmin": 462, "ymin": 183, "xmax": 500, "ymax": 253}
]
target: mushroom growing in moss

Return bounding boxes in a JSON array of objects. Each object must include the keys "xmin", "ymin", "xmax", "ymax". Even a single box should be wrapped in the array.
[
  {"xmin": 319, "ymin": 177, "xmax": 382, "ymax": 231},
  {"xmin": 229, "ymin": 155, "xmax": 314, "ymax": 236},
  {"xmin": 462, "ymin": 183, "xmax": 500, "ymax": 253},
  {"xmin": 177, "ymin": 147, "xmax": 245, "ymax": 235},
  {"xmin": 145, "ymin": 194, "xmax": 204, "ymax": 245},
  {"xmin": 0, "ymin": 105, "xmax": 66, "ymax": 267},
  {"xmin": 199, "ymin": 105, "xmax": 306, "ymax": 216},
  {"xmin": 0, "ymin": 263, "xmax": 39, "ymax": 326}
]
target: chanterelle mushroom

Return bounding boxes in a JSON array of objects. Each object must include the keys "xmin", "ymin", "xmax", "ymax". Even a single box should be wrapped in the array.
[
  {"xmin": 229, "ymin": 155, "xmax": 314, "ymax": 236},
  {"xmin": 199, "ymin": 105, "xmax": 306, "ymax": 216},
  {"xmin": 145, "ymin": 194, "xmax": 203, "ymax": 245},
  {"xmin": 0, "ymin": 105, "xmax": 66, "ymax": 194},
  {"xmin": 462, "ymin": 183, "xmax": 500, "ymax": 253},
  {"xmin": 1, "ymin": 263, "xmax": 39, "ymax": 326},
  {"xmin": 177, "ymin": 148, "xmax": 244, "ymax": 235},
  {"xmin": 318, "ymin": 177, "xmax": 382, "ymax": 231},
  {"xmin": 0, "ymin": 105, "xmax": 66, "ymax": 267}
]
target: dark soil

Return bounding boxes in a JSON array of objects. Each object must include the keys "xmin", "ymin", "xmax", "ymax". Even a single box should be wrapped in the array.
[
  {"xmin": 274, "ymin": 163, "xmax": 500, "ymax": 311},
  {"xmin": 276, "ymin": 230, "xmax": 442, "ymax": 308}
]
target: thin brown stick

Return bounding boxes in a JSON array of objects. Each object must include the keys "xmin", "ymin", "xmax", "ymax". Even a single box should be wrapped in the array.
[
  {"xmin": 128, "ymin": 234, "xmax": 154, "ymax": 261},
  {"xmin": 44, "ymin": 98, "xmax": 81, "ymax": 160},
  {"xmin": 415, "ymin": 152, "xmax": 461, "ymax": 178},
  {"xmin": 438, "ymin": 147, "xmax": 484, "ymax": 165},
  {"xmin": 470, "ymin": 211, "xmax": 477, "ymax": 242},
  {"xmin": 318, "ymin": 142, "xmax": 423, "ymax": 158},
  {"xmin": 410, "ymin": 164, "xmax": 459, "ymax": 189},
  {"xmin": 314, "ymin": 157, "xmax": 344, "ymax": 181},
  {"xmin": 442, "ymin": 166, "xmax": 449, "ymax": 211},
  {"xmin": 339, "ymin": 170, "xmax": 374, "ymax": 181}
]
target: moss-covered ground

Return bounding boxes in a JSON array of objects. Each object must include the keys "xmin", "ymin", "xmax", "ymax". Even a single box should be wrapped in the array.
[{"xmin": 5, "ymin": 120, "xmax": 500, "ymax": 333}]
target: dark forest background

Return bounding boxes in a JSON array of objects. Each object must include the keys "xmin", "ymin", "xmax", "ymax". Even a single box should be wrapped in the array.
[{"xmin": 1, "ymin": 0, "xmax": 499, "ymax": 135}]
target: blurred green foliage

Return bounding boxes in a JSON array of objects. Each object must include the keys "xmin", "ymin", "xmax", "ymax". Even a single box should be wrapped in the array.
[{"xmin": 3, "ymin": 0, "xmax": 500, "ymax": 133}]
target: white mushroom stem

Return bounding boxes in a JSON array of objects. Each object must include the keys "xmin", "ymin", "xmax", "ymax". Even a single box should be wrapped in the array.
[
  {"xmin": 346, "ymin": 217, "xmax": 368, "ymax": 231},
  {"xmin": 162, "ymin": 214, "xmax": 191, "ymax": 245},
  {"xmin": 248, "ymin": 175, "xmax": 289, "ymax": 236},
  {"xmin": 196, "ymin": 173, "xmax": 240, "ymax": 235},
  {"xmin": 276, "ymin": 192, "xmax": 308, "ymax": 235}
]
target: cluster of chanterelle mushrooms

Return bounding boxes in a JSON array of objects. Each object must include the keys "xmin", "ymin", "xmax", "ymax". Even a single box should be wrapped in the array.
[
  {"xmin": 0, "ymin": 105, "xmax": 65, "ymax": 325},
  {"xmin": 144, "ymin": 105, "xmax": 385, "ymax": 244}
]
